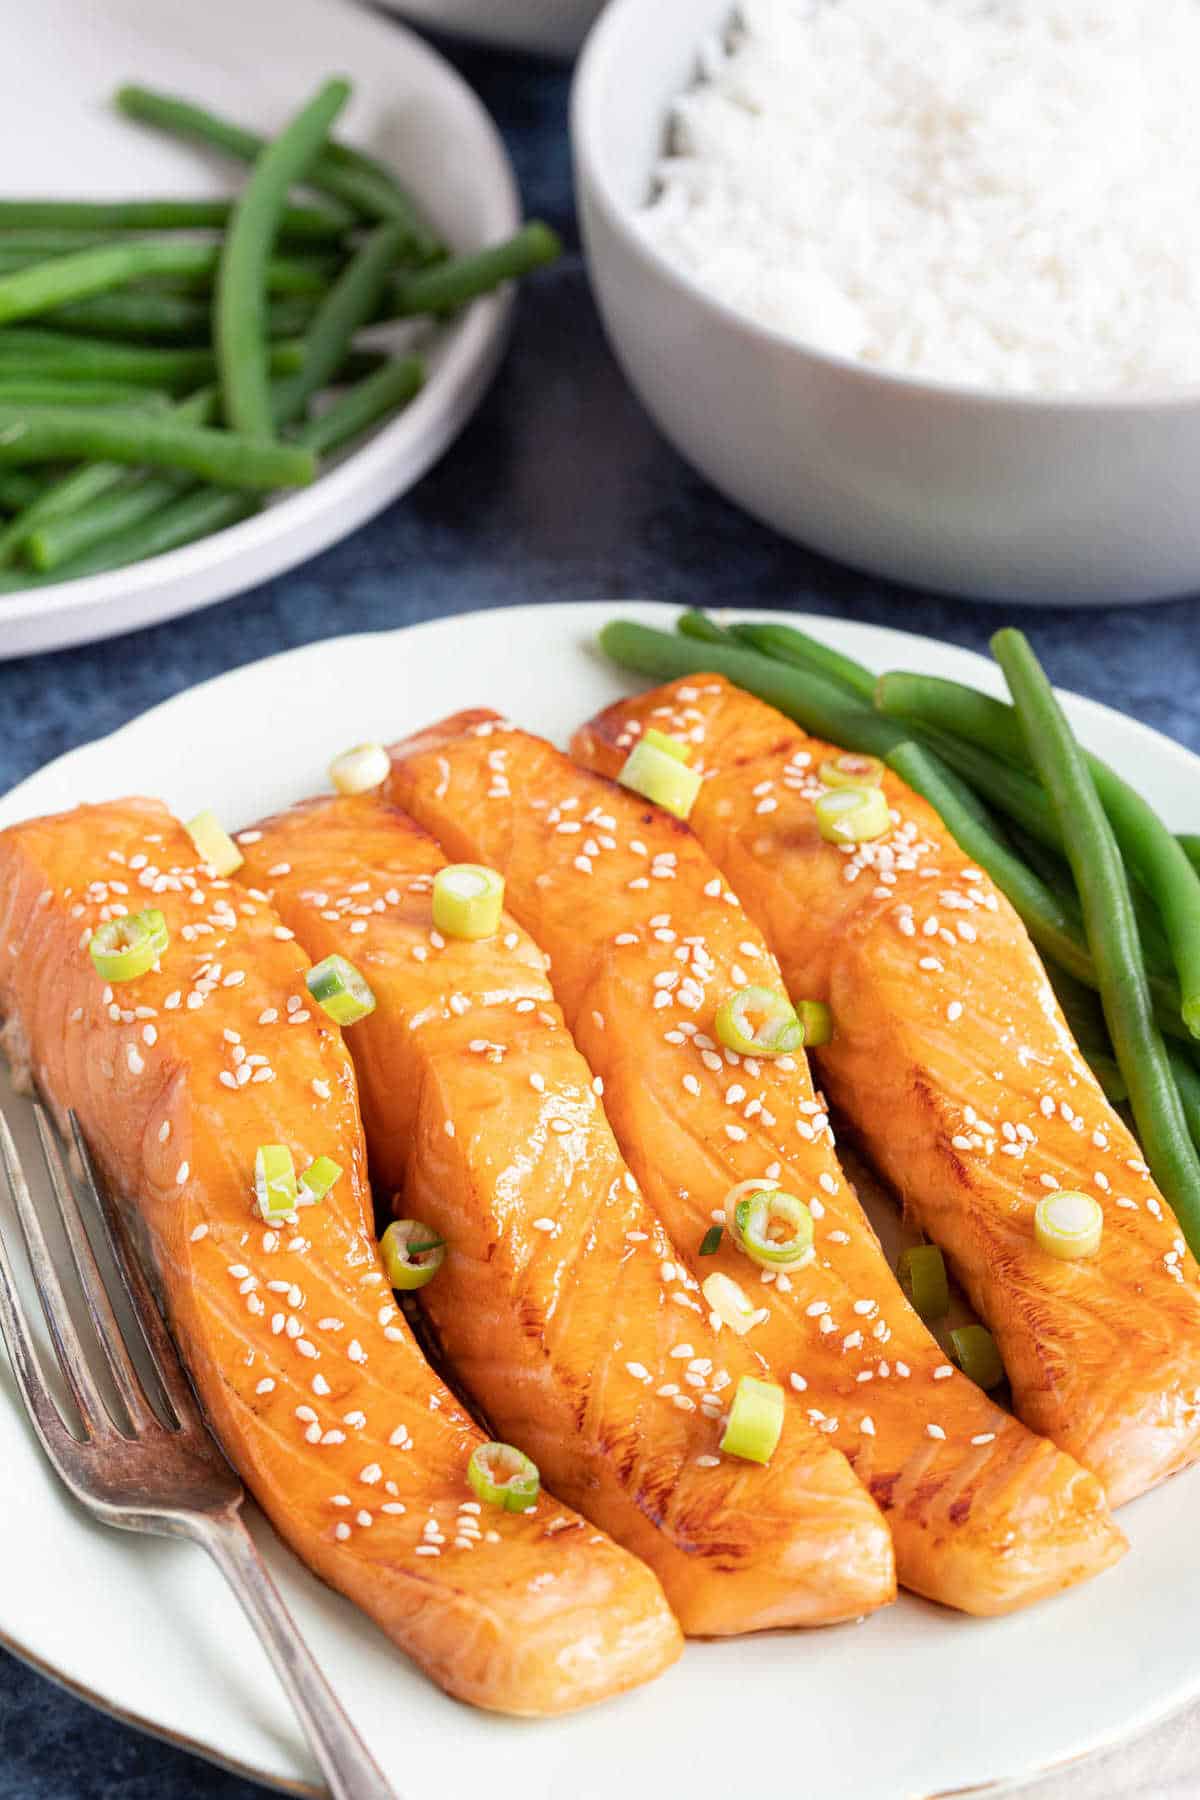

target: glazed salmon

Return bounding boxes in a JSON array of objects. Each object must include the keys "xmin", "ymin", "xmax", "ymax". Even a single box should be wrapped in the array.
[
  {"xmin": 0, "ymin": 798, "xmax": 682, "ymax": 1715},
  {"xmin": 386, "ymin": 714, "xmax": 1126, "ymax": 1614},
  {"xmin": 236, "ymin": 793, "xmax": 895, "ymax": 1634},
  {"xmin": 574, "ymin": 675, "xmax": 1200, "ymax": 1507}
]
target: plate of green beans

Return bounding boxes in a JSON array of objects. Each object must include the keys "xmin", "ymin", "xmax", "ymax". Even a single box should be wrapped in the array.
[{"xmin": 0, "ymin": 0, "xmax": 559, "ymax": 658}]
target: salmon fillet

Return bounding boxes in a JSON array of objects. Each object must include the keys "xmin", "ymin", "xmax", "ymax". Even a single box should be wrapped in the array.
[
  {"xmin": 0, "ymin": 798, "xmax": 682, "ymax": 1715},
  {"xmin": 574, "ymin": 674, "xmax": 1200, "ymax": 1507},
  {"xmin": 386, "ymin": 714, "xmax": 1126, "ymax": 1614},
  {"xmin": 236, "ymin": 792, "xmax": 895, "ymax": 1633}
]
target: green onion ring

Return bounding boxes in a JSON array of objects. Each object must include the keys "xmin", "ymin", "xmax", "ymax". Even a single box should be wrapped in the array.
[
  {"xmin": 730, "ymin": 1187, "xmax": 814, "ymax": 1268},
  {"xmin": 298, "ymin": 1155, "xmax": 342, "ymax": 1206},
  {"xmin": 255, "ymin": 1144, "xmax": 298, "ymax": 1221},
  {"xmin": 715, "ymin": 985, "xmax": 804, "ymax": 1056},
  {"xmin": 381, "ymin": 1217, "xmax": 445, "ymax": 1291},
  {"xmin": 617, "ymin": 738, "xmax": 702, "ymax": 820},
  {"xmin": 796, "ymin": 1000, "xmax": 833, "ymax": 1046},
  {"xmin": 815, "ymin": 785, "xmax": 892, "ymax": 845},
  {"xmin": 88, "ymin": 907, "xmax": 168, "ymax": 983},
  {"xmin": 306, "ymin": 954, "xmax": 376, "ymax": 1025},
  {"xmin": 950, "ymin": 1324, "xmax": 1005, "ymax": 1390},
  {"xmin": 1034, "ymin": 1190, "xmax": 1103, "ymax": 1261},
  {"xmin": 431, "ymin": 864, "xmax": 505, "ymax": 941},
  {"xmin": 467, "ymin": 1440, "xmax": 540, "ymax": 1512},
  {"xmin": 898, "ymin": 1244, "xmax": 950, "ymax": 1320},
  {"xmin": 819, "ymin": 752, "xmax": 884, "ymax": 789},
  {"xmin": 720, "ymin": 1376, "xmax": 785, "ymax": 1464}
]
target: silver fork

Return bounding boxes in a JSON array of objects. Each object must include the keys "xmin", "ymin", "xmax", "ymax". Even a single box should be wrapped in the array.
[{"xmin": 0, "ymin": 1105, "xmax": 396, "ymax": 1800}]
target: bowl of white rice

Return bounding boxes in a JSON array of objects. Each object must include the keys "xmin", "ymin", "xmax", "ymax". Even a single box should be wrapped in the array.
[{"xmin": 571, "ymin": 0, "xmax": 1200, "ymax": 604}]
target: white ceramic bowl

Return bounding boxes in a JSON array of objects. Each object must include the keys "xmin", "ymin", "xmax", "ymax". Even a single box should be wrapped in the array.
[
  {"xmin": 378, "ymin": 0, "xmax": 605, "ymax": 58},
  {"xmin": 571, "ymin": 0, "xmax": 1200, "ymax": 606}
]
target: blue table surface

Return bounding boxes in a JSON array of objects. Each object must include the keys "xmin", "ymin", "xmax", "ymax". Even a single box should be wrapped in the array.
[{"xmin": 2, "ymin": 20, "xmax": 1199, "ymax": 1799}]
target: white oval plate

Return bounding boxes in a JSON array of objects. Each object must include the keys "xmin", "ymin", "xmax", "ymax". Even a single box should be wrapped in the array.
[
  {"xmin": 0, "ymin": 601, "xmax": 1198, "ymax": 1799},
  {"xmin": 0, "ymin": 0, "xmax": 519, "ymax": 661}
]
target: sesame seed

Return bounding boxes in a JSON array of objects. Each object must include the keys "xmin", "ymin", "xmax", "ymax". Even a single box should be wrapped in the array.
[{"xmin": 926, "ymin": 1423, "xmax": 946, "ymax": 1440}]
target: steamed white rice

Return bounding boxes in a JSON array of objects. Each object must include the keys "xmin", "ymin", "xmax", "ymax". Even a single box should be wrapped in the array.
[{"xmin": 641, "ymin": 1, "xmax": 1200, "ymax": 395}]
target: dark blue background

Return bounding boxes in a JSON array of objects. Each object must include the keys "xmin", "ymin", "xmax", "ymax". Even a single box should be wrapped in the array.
[{"xmin": 1, "ymin": 20, "xmax": 1197, "ymax": 1798}]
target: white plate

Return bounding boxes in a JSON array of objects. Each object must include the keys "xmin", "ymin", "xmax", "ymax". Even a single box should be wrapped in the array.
[
  {"xmin": 378, "ymin": 0, "xmax": 605, "ymax": 58},
  {"xmin": 0, "ymin": 0, "xmax": 519, "ymax": 661},
  {"xmin": 0, "ymin": 600, "xmax": 1198, "ymax": 1800}
]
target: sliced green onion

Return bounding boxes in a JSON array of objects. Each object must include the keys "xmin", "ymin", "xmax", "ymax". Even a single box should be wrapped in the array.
[
  {"xmin": 699, "ymin": 1225, "xmax": 723, "ymax": 1256},
  {"xmin": 380, "ymin": 1217, "xmax": 445, "ymax": 1290},
  {"xmin": 298, "ymin": 1155, "xmax": 342, "ymax": 1206},
  {"xmin": 950, "ymin": 1324, "xmax": 1005, "ymax": 1390},
  {"xmin": 898, "ymin": 1244, "xmax": 950, "ymax": 1320},
  {"xmin": 719, "ymin": 1375, "xmax": 785, "ymax": 1465},
  {"xmin": 701, "ymin": 1271, "xmax": 759, "ymax": 1335},
  {"xmin": 642, "ymin": 727, "xmax": 693, "ymax": 764},
  {"xmin": 467, "ymin": 1440, "xmax": 540, "ymax": 1513},
  {"xmin": 431, "ymin": 864, "xmax": 505, "ymax": 941},
  {"xmin": 88, "ymin": 907, "xmax": 168, "ymax": 983},
  {"xmin": 714, "ymin": 985, "xmax": 803, "ymax": 1056},
  {"xmin": 255, "ymin": 1144, "xmax": 298, "ymax": 1221},
  {"xmin": 617, "ymin": 738, "xmax": 702, "ymax": 820},
  {"xmin": 329, "ymin": 741, "xmax": 390, "ymax": 795},
  {"xmin": 819, "ymin": 752, "xmax": 885, "ymax": 789},
  {"xmin": 730, "ymin": 1188, "xmax": 813, "ymax": 1268},
  {"xmin": 185, "ymin": 808, "xmax": 243, "ymax": 877},
  {"xmin": 815, "ymin": 785, "xmax": 892, "ymax": 845},
  {"xmin": 1034, "ymin": 1190, "xmax": 1103, "ymax": 1261},
  {"xmin": 796, "ymin": 1000, "xmax": 833, "ymax": 1047},
  {"xmin": 306, "ymin": 954, "xmax": 376, "ymax": 1025}
]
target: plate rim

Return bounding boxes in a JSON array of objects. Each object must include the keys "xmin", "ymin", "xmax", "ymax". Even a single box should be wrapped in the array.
[
  {"xmin": 2, "ymin": 598, "xmax": 1199, "ymax": 1800},
  {"xmin": 0, "ymin": 0, "xmax": 521, "ymax": 661}
]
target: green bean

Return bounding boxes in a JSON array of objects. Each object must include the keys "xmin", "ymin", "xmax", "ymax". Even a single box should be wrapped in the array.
[
  {"xmin": 292, "ymin": 354, "xmax": 423, "ymax": 455},
  {"xmin": 0, "ymin": 406, "xmax": 315, "ymax": 488},
  {"xmin": 0, "ymin": 379, "xmax": 171, "ymax": 408},
  {"xmin": 677, "ymin": 608, "xmax": 737, "ymax": 646},
  {"xmin": 27, "ymin": 469, "xmax": 193, "ymax": 569},
  {"xmin": 599, "ymin": 619, "xmax": 906, "ymax": 758},
  {"xmin": 36, "ymin": 290, "xmax": 319, "ymax": 345},
  {"xmin": 992, "ymin": 629, "xmax": 1200, "ymax": 1250},
  {"xmin": 1, "ymin": 358, "xmax": 426, "ymax": 590},
  {"xmin": 1179, "ymin": 836, "xmax": 1200, "ymax": 876},
  {"xmin": 725, "ymin": 618, "xmax": 877, "ymax": 702},
  {"xmin": 272, "ymin": 222, "xmax": 406, "ymax": 423},
  {"xmin": 386, "ymin": 223, "xmax": 560, "ymax": 318},
  {"xmin": 115, "ymin": 84, "xmax": 440, "ymax": 261},
  {"xmin": 0, "ymin": 388, "xmax": 218, "ymax": 565},
  {"xmin": 0, "ymin": 242, "xmax": 334, "ymax": 295},
  {"xmin": 216, "ymin": 79, "xmax": 351, "ymax": 441},
  {"xmin": 877, "ymin": 669, "xmax": 1200, "ymax": 1037},
  {"xmin": 0, "ymin": 198, "xmax": 351, "ymax": 239},
  {"xmin": 0, "ymin": 330, "xmax": 305, "ymax": 389},
  {"xmin": 0, "ymin": 240, "xmax": 273, "ymax": 326}
]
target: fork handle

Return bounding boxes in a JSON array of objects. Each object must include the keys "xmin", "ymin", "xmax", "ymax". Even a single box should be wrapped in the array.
[{"xmin": 193, "ymin": 1509, "xmax": 398, "ymax": 1800}]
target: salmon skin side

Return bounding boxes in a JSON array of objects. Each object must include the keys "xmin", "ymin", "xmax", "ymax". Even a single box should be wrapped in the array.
[
  {"xmin": 574, "ymin": 675, "xmax": 1200, "ymax": 1509},
  {"xmin": 387, "ymin": 713, "xmax": 1127, "ymax": 1615},
  {"xmin": 238, "ymin": 793, "xmax": 896, "ymax": 1635},
  {"xmin": 0, "ymin": 798, "xmax": 683, "ymax": 1716}
]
